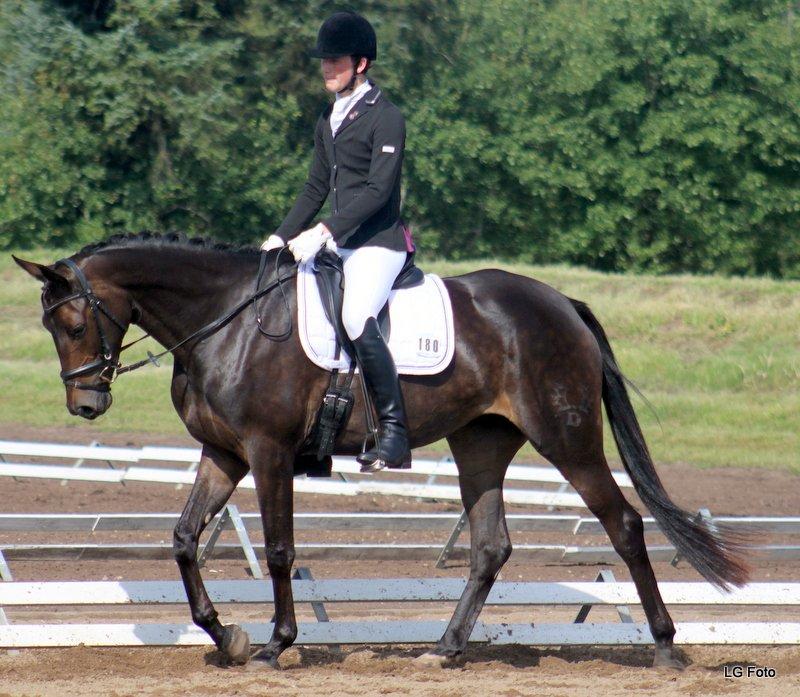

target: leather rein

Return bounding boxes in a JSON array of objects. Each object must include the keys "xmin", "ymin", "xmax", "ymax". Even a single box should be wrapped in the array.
[{"xmin": 43, "ymin": 250, "xmax": 297, "ymax": 392}]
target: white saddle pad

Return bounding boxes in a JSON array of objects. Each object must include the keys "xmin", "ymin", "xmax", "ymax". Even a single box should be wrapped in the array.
[{"xmin": 296, "ymin": 260, "xmax": 455, "ymax": 375}]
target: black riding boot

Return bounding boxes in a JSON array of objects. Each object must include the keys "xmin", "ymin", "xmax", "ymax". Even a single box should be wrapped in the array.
[{"xmin": 351, "ymin": 317, "xmax": 412, "ymax": 473}]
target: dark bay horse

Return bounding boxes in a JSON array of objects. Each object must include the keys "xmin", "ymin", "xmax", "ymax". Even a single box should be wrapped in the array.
[{"xmin": 14, "ymin": 233, "xmax": 751, "ymax": 670}]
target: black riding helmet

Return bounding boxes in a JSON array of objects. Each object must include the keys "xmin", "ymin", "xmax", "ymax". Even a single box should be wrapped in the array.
[{"xmin": 309, "ymin": 11, "xmax": 377, "ymax": 61}]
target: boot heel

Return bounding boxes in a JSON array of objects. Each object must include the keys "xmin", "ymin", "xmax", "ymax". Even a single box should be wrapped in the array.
[{"xmin": 386, "ymin": 451, "xmax": 412, "ymax": 469}]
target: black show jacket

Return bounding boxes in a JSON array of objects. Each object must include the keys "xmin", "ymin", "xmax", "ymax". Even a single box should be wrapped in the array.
[{"xmin": 275, "ymin": 83, "xmax": 408, "ymax": 251}]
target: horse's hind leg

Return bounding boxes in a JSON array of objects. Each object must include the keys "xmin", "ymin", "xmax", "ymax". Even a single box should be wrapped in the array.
[
  {"xmin": 527, "ymin": 403, "xmax": 683, "ymax": 669},
  {"xmin": 173, "ymin": 444, "xmax": 250, "ymax": 664},
  {"xmin": 246, "ymin": 439, "xmax": 298, "ymax": 669},
  {"xmin": 421, "ymin": 415, "xmax": 526, "ymax": 663}
]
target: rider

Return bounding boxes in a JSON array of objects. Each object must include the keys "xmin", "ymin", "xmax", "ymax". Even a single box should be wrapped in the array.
[{"xmin": 261, "ymin": 11, "xmax": 413, "ymax": 473}]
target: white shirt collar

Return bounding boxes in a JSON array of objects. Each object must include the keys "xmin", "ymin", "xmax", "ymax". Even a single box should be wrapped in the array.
[{"xmin": 334, "ymin": 78, "xmax": 372, "ymax": 104}]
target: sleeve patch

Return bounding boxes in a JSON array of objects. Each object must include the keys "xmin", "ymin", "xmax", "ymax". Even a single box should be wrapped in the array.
[{"xmin": 381, "ymin": 145, "xmax": 396, "ymax": 153}]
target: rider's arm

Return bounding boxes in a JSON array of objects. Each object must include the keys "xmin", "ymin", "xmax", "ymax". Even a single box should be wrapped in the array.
[
  {"xmin": 321, "ymin": 106, "xmax": 405, "ymax": 241},
  {"xmin": 274, "ymin": 115, "xmax": 331, "ymax": 242}
]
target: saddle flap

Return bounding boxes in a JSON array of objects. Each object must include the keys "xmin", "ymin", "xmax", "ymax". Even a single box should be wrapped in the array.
[{"xmin": 313, "ymin": 249, "xmax": 354, "ymax": 356}]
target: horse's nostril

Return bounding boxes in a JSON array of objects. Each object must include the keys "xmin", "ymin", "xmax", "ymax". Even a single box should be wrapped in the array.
[{"xmin": 76, "ymin": 406, "xmax": 97, "ymax": 420}]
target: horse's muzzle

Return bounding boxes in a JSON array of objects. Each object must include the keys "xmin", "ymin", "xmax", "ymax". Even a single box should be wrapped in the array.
[{"xmin": 68, "ymin": 390, "xmax": 112, "ymax": 420}]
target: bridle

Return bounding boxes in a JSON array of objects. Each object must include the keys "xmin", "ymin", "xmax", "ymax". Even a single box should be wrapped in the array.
[
  {"xmin": 43, "ymin": 250, "xmax": 297, "ymax": 393},
  {"xmin": 43, "ymin": 258, "xmax": 128, "ymax": 391}
]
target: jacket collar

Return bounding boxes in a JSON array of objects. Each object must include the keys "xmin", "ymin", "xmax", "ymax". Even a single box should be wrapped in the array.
[{"xmin": 332, "ymin": 82, "xmax": 382, "ymax": 139}]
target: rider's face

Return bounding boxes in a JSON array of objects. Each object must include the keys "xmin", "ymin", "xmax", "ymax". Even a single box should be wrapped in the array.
[{"xmin": 321, "ymin": 56, "xmax": 366, "ymax": 93}]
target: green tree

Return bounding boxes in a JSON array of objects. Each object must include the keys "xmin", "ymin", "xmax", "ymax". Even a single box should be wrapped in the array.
[
  {"xmin": 1, "ymin": 1, "xmax": 798, "ymax": 277},
  {"xmin": 407, "ymin": 0, "xmax": 800, "ymax": 277}
]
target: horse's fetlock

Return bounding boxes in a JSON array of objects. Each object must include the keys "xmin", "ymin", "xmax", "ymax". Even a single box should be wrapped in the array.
[
  {"xmin": 191, "ymin": 606, "xmax": 219, "ymax": 631},
  {"xmin": 652, "ymin": 615, "xmax": 676, "ymax": 642},
  {"xmin": 268, "ymin": 620, "xmax": 298, "ymax": 650},
  {"xmin": 276, "ymin": 623, "xmax": 298, "ymax": 644}
]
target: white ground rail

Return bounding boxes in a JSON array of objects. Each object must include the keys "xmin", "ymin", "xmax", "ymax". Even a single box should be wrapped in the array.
[
  {"xmin": 1, "ymin": 509, "xmax": 797, "ymax": 573},
  {"xmin": 0, "ymin": 439, "xmax": 631, "ymax": 509},
  {"xmin": 0, "ymin": 439, "xmax": 633, "ymax": 487},
  {"xmin": 1, "ymin": 578, "xmax": 799, "ymax": 647},
  {"xmin": 0, "ymin": 461, "xmax": 584, "ymax": 506}
]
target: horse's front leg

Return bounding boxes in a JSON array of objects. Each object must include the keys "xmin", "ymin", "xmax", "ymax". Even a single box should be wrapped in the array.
[
  {"xmin": 173, "ymin": 444, "xmax": 250, "ymax": 663},
  {"xmin": 247, "ymin": 439, "xmax": 298, "ymax": 668}
]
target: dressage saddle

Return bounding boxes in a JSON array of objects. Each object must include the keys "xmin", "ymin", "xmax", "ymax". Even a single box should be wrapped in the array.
[
  {"xmin": 313, "ymin": 247, "xmax": 424, "ymax": 357},
  {"xmin": 294, "ymin": 247, "xmax": 423, "ymax": 477}
]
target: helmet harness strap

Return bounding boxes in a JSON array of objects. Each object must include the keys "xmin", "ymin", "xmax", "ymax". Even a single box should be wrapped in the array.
[{"xmin": 337, "ymin": 56, "xmax": 367, "ymax": 96}]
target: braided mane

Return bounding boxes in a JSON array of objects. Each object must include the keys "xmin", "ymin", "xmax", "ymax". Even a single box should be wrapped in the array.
[{"xmin": 75, "ymin": 231, "xmax": 261, "ymax": 259}]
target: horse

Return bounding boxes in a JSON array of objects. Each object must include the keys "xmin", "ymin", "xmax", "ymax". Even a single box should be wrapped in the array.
[{"xmin": 14, "ymin": 232, "xmax": 751, "ymax": 670}]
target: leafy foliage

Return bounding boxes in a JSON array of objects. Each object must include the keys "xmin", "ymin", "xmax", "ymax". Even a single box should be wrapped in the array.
[{"xmin": 1, "ymin": 0, "xmax": 798, "ymax": 276}]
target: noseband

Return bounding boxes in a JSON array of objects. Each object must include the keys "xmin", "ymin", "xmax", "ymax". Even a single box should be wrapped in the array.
[{"xmin": 43, "ymin": 258, "xmax": 127, "ymax": 391}]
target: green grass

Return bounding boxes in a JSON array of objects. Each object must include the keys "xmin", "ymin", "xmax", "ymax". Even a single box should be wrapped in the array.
[{"xmin": 3, "ymin": 249, "xmax": 799, "ymax": 471}]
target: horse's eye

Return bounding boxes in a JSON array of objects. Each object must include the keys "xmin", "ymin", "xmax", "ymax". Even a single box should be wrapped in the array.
[{"xmin": 68, "ymin": 324, "xmax": 86, "ymax": 340}]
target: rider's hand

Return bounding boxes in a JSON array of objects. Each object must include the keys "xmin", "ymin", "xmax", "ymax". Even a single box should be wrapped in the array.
[
  {"xmin": 288, "ymin": 223, "xmax": 332, "ymax": 263},
  {"xmin": 260, "ymin": 234, "xmax": 285, "ymax": 252}
]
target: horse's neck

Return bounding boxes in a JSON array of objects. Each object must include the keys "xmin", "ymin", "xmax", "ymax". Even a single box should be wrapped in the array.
[{"xmin": 92, "ymin": 247, "xmax": 259, "ymax": 354}]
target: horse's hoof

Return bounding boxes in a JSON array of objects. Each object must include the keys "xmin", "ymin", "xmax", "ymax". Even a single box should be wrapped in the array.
[
  {"xmin": 413, "ymin": 651, "xmax": 449, "ymax": 668},
  {"xmin": 653, "ymin": 647, "xmax": 686, "ymax": 671},
  {"xmin": 245, "ymin": 648, "xmax": 281, "ymax": 671},
  {"xmin": 220, "ymin": 624, "xmax": 250, "ymax": 666}
]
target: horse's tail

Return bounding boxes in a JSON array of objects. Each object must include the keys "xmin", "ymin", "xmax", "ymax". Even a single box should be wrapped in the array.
[{"xmin": 569, "ymin": 297, "xmax": 753, "ymax": 591}]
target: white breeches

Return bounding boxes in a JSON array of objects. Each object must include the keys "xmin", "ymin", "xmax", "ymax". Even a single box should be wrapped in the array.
[{"xmin": 336, "ymin": 245, "xmax": 408, "ymax": 340}]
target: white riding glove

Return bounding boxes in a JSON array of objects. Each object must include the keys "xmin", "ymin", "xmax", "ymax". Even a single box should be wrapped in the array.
[
  {"xmin": 260, "ymin": 234, "xmax": 285, "ymax": 252},
  {"xmin": 287, "ymin": 223, "xmax": 332, "ymax": 263}
]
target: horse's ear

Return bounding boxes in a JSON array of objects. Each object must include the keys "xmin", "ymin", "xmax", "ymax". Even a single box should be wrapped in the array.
[{"xmin": 12, "ymin": 256, "xmax": 69, "ymax": 288}]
